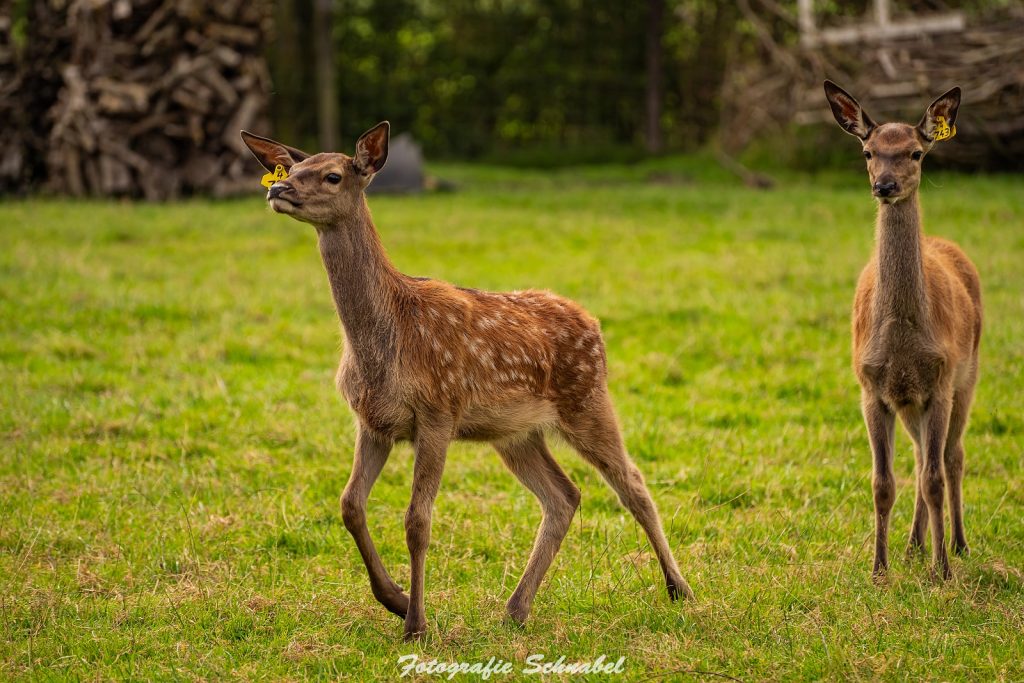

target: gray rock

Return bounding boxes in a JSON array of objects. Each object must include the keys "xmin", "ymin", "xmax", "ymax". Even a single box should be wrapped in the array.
[{"xmin": 367, "ymin": 132, "xmax": 424, "ymax": 194}]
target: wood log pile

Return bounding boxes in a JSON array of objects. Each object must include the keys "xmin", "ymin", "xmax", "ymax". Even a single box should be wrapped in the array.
[
  {"xmin": 721, "ymin": 3, "xmax": 1024, "ymax": 170},
  {"xmin": 1, "ymin": 0, "xmax": 272, "ymax": 199},
  {"xmin": 1, "ymin": 0, "xmax": 68, "ymax": 192}
]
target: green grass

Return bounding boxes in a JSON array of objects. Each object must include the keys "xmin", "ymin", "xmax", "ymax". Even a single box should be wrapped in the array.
[{"xmin": 1, "ymin": 159, "xmax": 1023, "ymax": 681}]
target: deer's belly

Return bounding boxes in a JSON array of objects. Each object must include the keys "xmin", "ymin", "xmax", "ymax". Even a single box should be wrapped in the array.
[{"xmin": 456, "ymin": 397, "xmax": 559, "ymax": 442}]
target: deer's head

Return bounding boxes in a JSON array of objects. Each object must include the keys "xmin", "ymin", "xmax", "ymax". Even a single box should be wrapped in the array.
[
  {"xmin": 240, "ymin": 122, "xmax": 390, "ymax": 226},
  {"xmin": 824, "ymin": 81, "xmax": 960, "ymax": 204}
]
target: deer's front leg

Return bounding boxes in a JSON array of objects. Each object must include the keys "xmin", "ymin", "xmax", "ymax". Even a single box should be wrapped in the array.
[
  {"xmin": 863, "ymin": 396, "xmax": 896, "ymax": 580},
  {"xmin": 341, "ymin": 425, "xmax": 410, "ymax": 618},
  {"xmin": 403, "ymin": 416, "xmax": 452, "ymax": 641}
]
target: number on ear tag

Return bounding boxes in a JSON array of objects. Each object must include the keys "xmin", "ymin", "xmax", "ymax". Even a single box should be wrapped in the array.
[
  {"xmin": 933, "ymin": 116, "xmax": 956, "ymax": 142},
  {"xmin": 260, "ymin": 164, "xmax": 289, "ymax": 188}
]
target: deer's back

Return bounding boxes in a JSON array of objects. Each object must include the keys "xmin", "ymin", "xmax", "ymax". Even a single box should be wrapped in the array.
[{"xmin": 926, "ymin": 236, "xmax": 982, "ymax": 337}]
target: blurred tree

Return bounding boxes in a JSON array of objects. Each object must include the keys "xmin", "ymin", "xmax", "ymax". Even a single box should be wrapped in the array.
[
  {"xmin": 269, "ymin": 0, "xmax": 316, "ymax": 149},
  {"xmin": 645, "ymin": 0, "xmax": 665, "ymax": 153},
  {"xmin": 314, "ymin": 0, "xmax": 339, "ymax": 150}
]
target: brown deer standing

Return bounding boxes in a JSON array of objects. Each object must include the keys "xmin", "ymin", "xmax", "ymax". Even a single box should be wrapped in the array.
[
  {"xmin": 240, "ymin": 123, "xmax": 692, "ymax": 640},
  {"xmin": 824, "ymin": 82, "xmax": 982, "ymax": 581}
]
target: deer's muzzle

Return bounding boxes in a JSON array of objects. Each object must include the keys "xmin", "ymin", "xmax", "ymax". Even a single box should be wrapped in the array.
[
  {"xmin": 872, "ymin": 180, "xmax": 899, "ymax": 198},
  {"xmin": 268, "ymin": 182, "xmax": 301, "ymax": 205}
]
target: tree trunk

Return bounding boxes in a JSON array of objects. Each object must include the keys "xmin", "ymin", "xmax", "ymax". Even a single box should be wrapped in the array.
[
  {"xmin": 644, "ymin": 0, "xmax": 664, "ymax": 154},
  {"xmin": 314, "ymin": 0, "xmax": 339, "ymax": 151},
  {"xmin": 271, "ymin": 0, "xmax": 303, "ymax": 146}
]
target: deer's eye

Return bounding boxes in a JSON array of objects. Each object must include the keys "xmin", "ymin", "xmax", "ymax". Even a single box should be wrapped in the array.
[
  {"xmin": 325, "ymin": 173, "xmax": 342, "ymax": 184},
  {"xmin": 863, "ymin": 150, "xmax": 872, "ymax": 160},
  {"xmin": 911, "ymin": 150, "xmax": 923, "ymax": 161}
]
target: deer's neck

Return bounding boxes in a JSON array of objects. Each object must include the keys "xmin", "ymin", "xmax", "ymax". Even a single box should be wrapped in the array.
[
  {"xmin": 317, "ymin": 198, "xmax": 403, "ymax": 374},
  {"xmin": 873, "ymin": 193, "xmax": 928, "ymax": 324}
]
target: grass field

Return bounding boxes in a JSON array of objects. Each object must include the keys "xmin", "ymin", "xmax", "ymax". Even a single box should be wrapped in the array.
[{"xmin": 2, "ymin": 159, "xmax": 1023, "ymax": 681}]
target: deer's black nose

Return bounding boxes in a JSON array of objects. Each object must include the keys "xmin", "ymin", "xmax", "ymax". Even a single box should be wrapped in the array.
[
  {"xmin": 268, "ymin": 182, "xmax": 293, "ymax": 200},
  {"xmin": 873, "ymin": 181, "xmax": 898, "ymax": 197}
]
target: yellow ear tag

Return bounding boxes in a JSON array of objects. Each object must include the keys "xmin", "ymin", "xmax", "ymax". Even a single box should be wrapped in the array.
[
  {"xmin": 933, "ymin": 116, "xmax": 956, "ymax": 142},
  {"xmin": 260, "ymin": 164, "xmax": 288, "ymax": 188}
]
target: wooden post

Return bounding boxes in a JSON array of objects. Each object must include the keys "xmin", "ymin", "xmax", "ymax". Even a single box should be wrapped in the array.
[
  {"xmin": 797, "ymin": 0, "xmax": 815, "ymax": 38},
  {"xmin": 875, "ymin": 0, "xmax": 891, "ymax": 27}
]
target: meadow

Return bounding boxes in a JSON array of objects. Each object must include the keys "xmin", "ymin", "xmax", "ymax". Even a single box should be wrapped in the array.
[{"xmin": 1, "ymin": 158, "xmax": 1023, "ymax": 681}]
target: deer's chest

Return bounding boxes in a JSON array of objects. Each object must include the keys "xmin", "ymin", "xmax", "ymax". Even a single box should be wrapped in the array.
[
  {"xmin": 857, "ymin": 328, "xmax": 944, "ymax": 408},
  {"xmin": 336, "ymin": 358, "xmax": 413, "ymax": 439}
]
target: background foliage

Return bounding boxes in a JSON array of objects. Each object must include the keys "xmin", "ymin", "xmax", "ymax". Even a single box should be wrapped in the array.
[
  {"xmin": 267, "ymin": 0, "xmax": 1022, "ymax": 162},
  {"xmin": 271, "ymin": 0, "xmax": 730, "ymax": 160}
]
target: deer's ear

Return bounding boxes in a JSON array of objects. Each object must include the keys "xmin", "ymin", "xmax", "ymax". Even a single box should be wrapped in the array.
[
  {"xmin": 917, "ymin": 87, "xmax": 961, "ymax": 143},
  {"xmin": 239, "ymin": 131, "xmax": 310, "ymax": 172},
  {"xmin": 354, "ymin": 121, "xmax": 390, "ymax": 175},
  {"xmin": 824, "ymin": 80, "xmax": 877, "ymax": 140}
]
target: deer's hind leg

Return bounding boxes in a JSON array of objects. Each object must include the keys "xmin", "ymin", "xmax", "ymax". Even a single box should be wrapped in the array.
[
  {"xmin": 341, "ymin": 425, "xmax": 410, "ymax": 618},
  {"xmin": 402, "ymin": 415, "xmax": 452, "ymax": 641},
  {"xmin": 558, "ymin": 389, "xmax": 692, "ymax": 601},
  {"xmin": 921, "ymin": 393, "xmax": 954, "ymax": 580},
  {"xmin": 901, "ymin": 417, "xmax": 928, "ymax": 557},
  {"xmin": 945, "ymin": 386, "xmax": 974, "ymax": 556},
  {"xmin": 494, "ymin": 430, "xmax": 581, "ymax": 625}
]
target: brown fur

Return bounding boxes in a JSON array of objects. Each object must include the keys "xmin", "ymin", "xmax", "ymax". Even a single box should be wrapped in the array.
[
  {"xmin": 825, "ymin": 82, "xmax": 982, "ymax": 581},
  {"xmin": 240, "ymin": 124, "xmax": 691, "ymax": 640}
]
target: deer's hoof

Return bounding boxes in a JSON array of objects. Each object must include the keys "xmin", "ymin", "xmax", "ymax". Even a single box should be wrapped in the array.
[
  {"xmin": 503, "ymin": 613, "xmax": 528, "ymax": 630},
  {"xmin": 667, "ymin": 576, "xmax": 694, "ymax": 601},
  {"xmin": 402, "ymin": 617, "xmax": 427, "ymax": 642},
  {"xmin": 505, "ymin": 593, "xmax": 536, "ymax": 626},
  {"xmin": 932, "ymin": 562, "xmax": 952, "ymax": 582},
  {"xmin": 503, "ymin": 610, "xmax": 528, "ymax": 630},
  {"xmin": 954, "ymin": 542, "xmax": 970, "ymax": 557}
]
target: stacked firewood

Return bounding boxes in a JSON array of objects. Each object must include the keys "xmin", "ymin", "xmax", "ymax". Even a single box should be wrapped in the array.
[
  {"xmin": 3, "ymin": 0, "xmax": 272, "ymax": 199},
  {"xmin": 0, "ymin": 8, "xmax": 20, "ymax": 185},
  {"xmin": 721, "ymin": 4, "xmax": 1024, "ymax": 170},
  {"xmin": 1, "ymin": 0, "xmax": 70, "ymax": 193}
]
